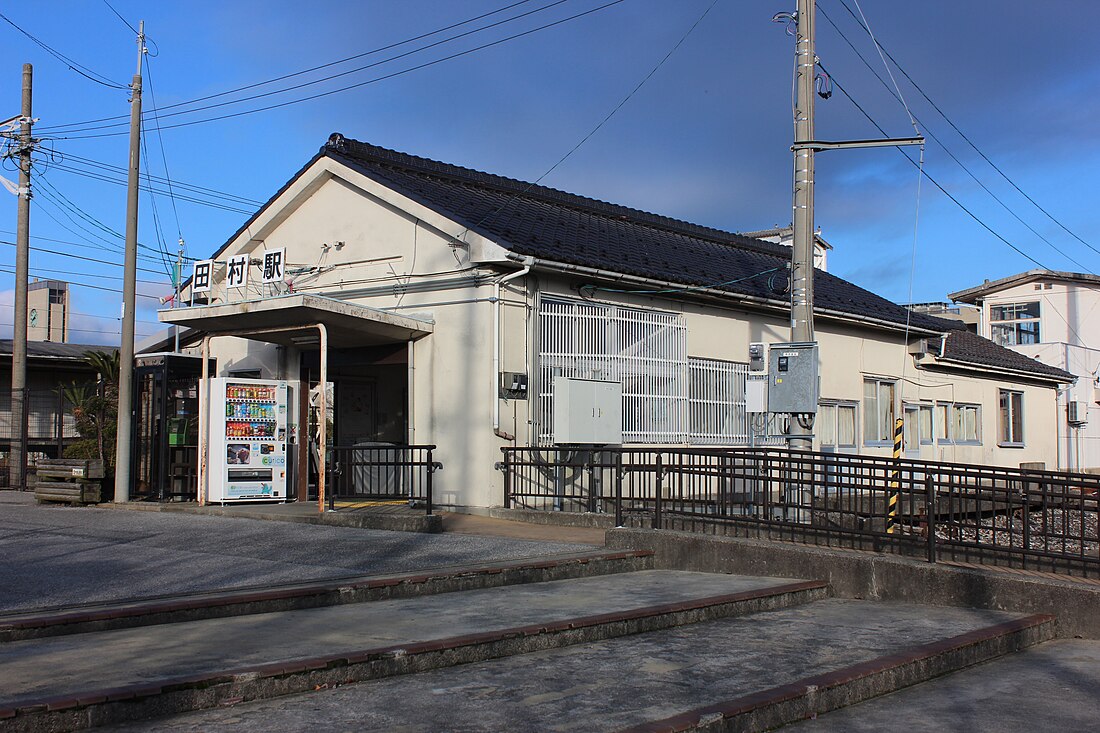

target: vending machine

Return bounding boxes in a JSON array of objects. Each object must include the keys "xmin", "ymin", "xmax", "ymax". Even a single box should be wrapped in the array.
[{"xmin": 206, "ymin": 377, "xmax": 291, "ymax": 503}]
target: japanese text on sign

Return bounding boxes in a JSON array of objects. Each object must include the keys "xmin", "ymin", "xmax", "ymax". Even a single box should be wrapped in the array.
[
  {"xmin": 192, "ymin": 260, "xmax": 213, "ymax": 292},
  {"xmin": 226, "ymin": 255, "xmax": 248, "ymax": 289},
  {"xmin": 261, "ymin": 249, "xmax": 285, "ymax": 284}
]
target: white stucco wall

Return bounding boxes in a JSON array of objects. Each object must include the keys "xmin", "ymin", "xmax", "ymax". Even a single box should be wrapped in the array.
[{"xmin": 173, "ymin": 158, "xmax": 1067, "ymax": 510}]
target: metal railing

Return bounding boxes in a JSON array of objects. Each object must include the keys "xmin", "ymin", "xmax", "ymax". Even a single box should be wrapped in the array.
[
  {"xmin": 327, "ymin": 444, "xmax": 441, "ymax": 515},
  {"xmin": 501, "ymin": 446, "xmax": 1100, "ymax": 578}
]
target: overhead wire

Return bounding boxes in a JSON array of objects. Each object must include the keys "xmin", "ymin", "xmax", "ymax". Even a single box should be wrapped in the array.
[
  {"xmin": 0, "ymin": 239, "xmax": 172, "ymax": 276},
  {"xmin": 38, "ymin": 0, "xmax": 556, "ymax": 134},
  {"xmin": 832, "ymin": 0, "xmax": 1099, "ymax": 258},
  {"xmin": 817, "ymin": 4, "xmax": 1091, "ymax": 272},
  {"xmin": 456, "ymin": 0, "xmax": 719, "ymax": 244},
  {"xmin": 821, "ymin": 67, "xmax": 1053, "ymax": 271},
  {"xmin": 0, "ymin": 11, "xmax": 128, "ymax": 89},
  {"xmin": 40, "ymin": 0, "xmax": 630, "ymax": 141}
]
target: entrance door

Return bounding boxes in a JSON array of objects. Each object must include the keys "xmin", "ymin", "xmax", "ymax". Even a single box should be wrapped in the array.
[{"xmin": 336, "ymin": 379, "xmax": 378, "ymax": 445}]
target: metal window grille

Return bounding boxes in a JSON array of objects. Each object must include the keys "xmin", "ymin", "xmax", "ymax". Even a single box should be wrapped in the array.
[{"xmin": 537, "ymin": 297, "xmax": 687, "ymax": 444}]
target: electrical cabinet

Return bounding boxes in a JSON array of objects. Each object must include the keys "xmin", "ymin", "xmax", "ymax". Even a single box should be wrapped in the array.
[
  {"xmin": 767, "ymin": 342, "xmax": 819, "ymax": 414},
  {"xmin": 553, "ymin": 377, "xmax": 622, "ymax": 445}
]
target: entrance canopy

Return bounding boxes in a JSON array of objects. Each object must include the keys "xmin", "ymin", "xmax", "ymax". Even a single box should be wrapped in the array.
[{"xmin": 157, "ymin": 294, "xmax": 433, "ymax": 347}]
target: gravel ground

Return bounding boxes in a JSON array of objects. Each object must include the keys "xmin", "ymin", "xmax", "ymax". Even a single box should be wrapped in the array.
[
  {"xmin": 0, "ymin": 491, "xmax": 595, "ymax": 613},
  {"xmin": 935, "ymin": 506, "xmax": 1100, "ymax": 556}
]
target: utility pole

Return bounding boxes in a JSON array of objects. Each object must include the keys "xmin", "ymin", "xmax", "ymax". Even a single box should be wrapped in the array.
[
  {"xmin": 787, "ymin": 0, "xmax": 816, "ymax": 450},
  {"xmin": 115, "ymin": 22, "xmax": 144, "ymax": 503},
  {"xmin": 9, "ymin": 64, "xmax": 33, "ymax": 489}
]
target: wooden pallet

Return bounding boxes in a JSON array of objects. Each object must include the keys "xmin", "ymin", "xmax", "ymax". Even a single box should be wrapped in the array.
[{"xmin": 32, "ymin": 459, "xmax": 105, "ymax": 505}]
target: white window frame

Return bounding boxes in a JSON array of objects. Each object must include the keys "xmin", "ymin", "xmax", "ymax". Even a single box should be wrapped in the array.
[
  {"xmin": 819, "ymin": 400, "xmax": 858, "ymax": 451},
  {"xmin": 688, "ymin": 357, "xmax": 782, "ymax": 446},
  {"xmin": 863, "ymin": 378, "xmax": 896, "ymax": 446},
  {"xmin": 936, "ymin": 401, "xmax": 982, "ymax": 445},
  {"xmin": 989, "ymin": 301, "xmax": 1040, "ymax": 346},
  {"xmin": 999, "ymin": 389, "xmax": 1025, "ymax": 447}
]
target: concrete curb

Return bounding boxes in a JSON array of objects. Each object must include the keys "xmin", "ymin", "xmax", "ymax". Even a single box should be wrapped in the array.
[
  {"xmin": 0, "ymin": 550, "xmax": 655, "ymax": 642},
  {"xmin": 99, "ymin": 500, "xmax": 443, "ymax": 533},
  {"xmin": 0, "ymin": 581, "xmax": 828, "ymax": 733},
  {"xmin": 490, "ymin": 507, "xmax": 618, "ymax": 529},
  {"xmin": 617, "ymin": 613, "xmax": 1056, "ymax": 733},
  {"xmin": 608, "ymin": 528, "xmax": 1100, "ymax": 639}
]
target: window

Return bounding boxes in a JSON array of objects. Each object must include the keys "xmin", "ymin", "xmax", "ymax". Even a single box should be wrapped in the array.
[
  {"xmin": 903, "ymin": 404, "xmax": 934, "ymax": 450},
  {"xmin": 989, "ymin": 301, "xmax": 1040, "ymax": 346},
  {"xmin": 819, "ymin": 401, "xmax": 857, "ymax": 450},
  {"xmin": 937, "ymin": 401, "xmax": 981, "ymax": 444},
  {"xmin": 863, "ymin": 379, "xmax": 896, "ymax": 445},
  {"xmin": 999, "ymin": 390, "xmax": 1024, "ymax": 446},
  {"xmin": 538, "ymin": 297, "xmax": 687, "ymax": 444}
]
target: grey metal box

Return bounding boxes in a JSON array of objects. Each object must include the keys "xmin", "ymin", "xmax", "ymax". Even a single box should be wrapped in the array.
[
  {"xmin": 767, "ymin": 342, "xmax": 819, "ymax": 414},
  {"xmin": 553, "ymin": 377, "xmax": 623, "ymax": 445}
]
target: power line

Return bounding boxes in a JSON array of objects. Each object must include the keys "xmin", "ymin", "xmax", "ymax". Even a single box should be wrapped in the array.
[
  {"xmin": 818, "ymin": 8, "xmax": 1091, "ymax": 272},
  {"xmin": 41, "ymin": 0, "xmax": 629, "ymax": 140},
  {"xmin": 0, "ymin": 229, "xmax": 195, "ymax": 265},
  {"xmin": 829, "ymin": 0, "xmax": 1099, "ymax": 261},
  {"xmin": 0, "ymin": 239, "xmax": 171, "ymax": 276},
  {"xmin": 45, "ymin": 152, "xmax": 263, "ymax": 206},
  {"xmin": 0, "ymin": 11, "xmax": 128, "ymax": 89},
  {"xmin": 143, "ymin": 52, "xmax": 184, "ymax": 246},
  {"xmin": 42, "ymin": 161, "xmax": 254, "ymax": 214},
  {"xmin": 0, "ymin": 265, "xmax": 166, "ymax": 299},
  {"xmin": 100, "ymin": 0, "xmax": 139, "ymax": 36},
  {"xmin": 824, "ymin": 70, "xmax": 1053, "ymax": 271},
  {"xmin": 38, "ymin": 0, "xmax": 553, "ymax": 134}
]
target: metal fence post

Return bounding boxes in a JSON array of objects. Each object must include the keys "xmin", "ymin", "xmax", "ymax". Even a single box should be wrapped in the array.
[
  {"xmin": 925, "ymin": 472, "xmax": 936, "ymax": 565},
  {"xmin": 653, "ymin": 453, "xmax": 663, "ymax": 530},
  {"xmin": 615, "ymin": 451, "xmax": 624, "ymax": 528},
  {"xmin": 503, "ymin": 449, "xmax": 512, "ymax": 510},
  {"xmin": 426, "ymin": 447, "xmax": 435, "ymax": 516}
]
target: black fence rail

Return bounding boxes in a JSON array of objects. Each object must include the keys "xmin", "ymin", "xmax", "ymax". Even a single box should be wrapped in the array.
[
  {"xmin": 501, "ymin": 446, "xmax": 1100, "ymax": 578},
  {"xmin": 327, "ymin": 444, "xmax": 441, "ymax": 514}
]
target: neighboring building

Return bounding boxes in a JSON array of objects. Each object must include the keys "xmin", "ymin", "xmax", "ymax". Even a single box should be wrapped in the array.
[
  {"xmin": 158, "ymin": 135, "xmax": 1071, "ymax": 509},
  {"xmin": 951, "ymin": 270, "xmax": 1100, "ymax": 471},
  {"xmin": 0, "ymin": 340, "xmax": 108, "ymax": 485},
  {"xmin": 904, "ymin": 302, "xmax": 979, "ymax": 333},
  {"xmin": 27, "ymin": 280, "xmax": 69, "ymax": 343},
  {"xmin": 740, "ymin": 225, "xmax": 831, "ymax": 271}
]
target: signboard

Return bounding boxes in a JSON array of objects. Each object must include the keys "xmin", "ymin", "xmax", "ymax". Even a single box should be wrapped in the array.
[
  {"xmin": 226, "ymin": 254, "xmax": 248, "ymax": 289},
  {"xmin": 192, "ymin": 260, "xmax": 213, "ymax": 293},
  {"xmin": 261, "ymin": 248, "xmax": 285, "ymax": 284}
]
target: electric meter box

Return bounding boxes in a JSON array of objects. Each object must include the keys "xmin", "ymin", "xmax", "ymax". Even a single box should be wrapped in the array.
[
  {"xmin": 748, "ymin": 342, "xmax": 767, "ymax": 374},
  {"xmin": 553, "ymin": 377, "xmax": 623, "ymax": 445},
  {"xmin": 767, "ymin": 342, "xmax": 819, "ymax": 414}
]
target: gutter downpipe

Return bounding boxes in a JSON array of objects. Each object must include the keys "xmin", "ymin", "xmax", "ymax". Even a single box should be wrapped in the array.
[{"xmin": 493, "ymin": 258, "xmax": 534, "ymax": 440}]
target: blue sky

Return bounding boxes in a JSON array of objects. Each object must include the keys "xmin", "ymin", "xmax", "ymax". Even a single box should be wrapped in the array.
[{"xmin": 1, "ymin": 0, "xmax": 1098, "ymax": 345}]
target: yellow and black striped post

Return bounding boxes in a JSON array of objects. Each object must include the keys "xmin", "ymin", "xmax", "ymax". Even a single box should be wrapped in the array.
[{"xmin": 886, "ymin": 416, "xmax": 903, "ymax": 533}]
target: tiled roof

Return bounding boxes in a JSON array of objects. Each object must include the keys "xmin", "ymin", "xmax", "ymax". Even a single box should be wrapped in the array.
[
  {"xmin": 949, "ymin": 269, "xmax": 1100, "ymax": 303},
  {"xmin": 940, "ymin": 331, "xmax": 1072, "ymax": 381},
  {"xmin": 0, "ymin": 340, "xmax": 114, "ymax": 361},
  {"xmin": 324, "ymin": 135, "xmax": 952, "ymax": 334}
]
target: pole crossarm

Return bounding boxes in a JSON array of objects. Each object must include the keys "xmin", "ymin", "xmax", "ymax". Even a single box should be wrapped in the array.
[{"xmin": 792, "ymin": 136, "xmax": 924, "ymax": 151}]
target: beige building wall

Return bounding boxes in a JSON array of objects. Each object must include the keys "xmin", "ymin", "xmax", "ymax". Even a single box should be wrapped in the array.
[{"xmin": 177, "ymin": 158, "xmax": 1065, "ymax": 509}]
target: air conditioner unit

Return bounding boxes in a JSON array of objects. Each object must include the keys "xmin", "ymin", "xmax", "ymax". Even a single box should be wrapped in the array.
[{"xmin": 1068, "ymin": 400, "xmax": 1088, "ymax": 426}]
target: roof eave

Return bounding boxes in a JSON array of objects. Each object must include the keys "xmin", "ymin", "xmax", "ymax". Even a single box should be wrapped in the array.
[{"xmin": 915, "ymin": 353, "xmax": 1073, "ymax": 386}]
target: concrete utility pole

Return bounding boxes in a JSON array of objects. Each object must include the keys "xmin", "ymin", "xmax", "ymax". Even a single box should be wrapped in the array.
[
  {"xmin": 114, "ymin": 22, "xmax": 144, "ymax": 503},
  {"xmin": 9, "ymin": 63, "xmax": 33, "ymax": 489},
  {"xmin": 788, "ymin": 0, "xmax": 816, "ymax": 450}
]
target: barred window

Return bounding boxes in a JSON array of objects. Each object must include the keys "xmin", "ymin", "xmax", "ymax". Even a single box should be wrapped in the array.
[{"xmin": 538, "ymin": 297, "xmax": 687, "ymax": 444}]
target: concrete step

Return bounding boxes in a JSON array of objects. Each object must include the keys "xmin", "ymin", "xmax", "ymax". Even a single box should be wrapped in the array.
[
  {"xmin": 0, "ymin": 549, "xmax": 654, "ymax": 642},
  {"xmin": 99, "ymin": 599, "xmax": 1054, "ymax": 733},
  {"xmin": 0, "ymin": 571, "xmax": 826, "ymax": 732},
  {"xmin": 779, "ymin": 638, "xmax": 1100, "ymax": 733}
]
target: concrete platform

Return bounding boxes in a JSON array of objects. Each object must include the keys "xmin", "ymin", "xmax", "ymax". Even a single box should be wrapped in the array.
[
  {"xmin": 0, "ymin": 571, "xmax": 826, "ymax": 731},
  {"xmin": 103, "ymin": 600, "xmax": 1049, "ymax": 733}
]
